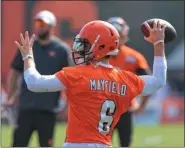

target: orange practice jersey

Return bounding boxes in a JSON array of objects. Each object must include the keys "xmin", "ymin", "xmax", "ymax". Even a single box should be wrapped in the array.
[
  {"xmin": 110, "ymin": 45, "xmax": 149, "ymax": 107},
  {"xmin": 56, "ymin": 64, "xmax": 144, "ymax": 146},
  {"xmin": 110, "ymin": 45, "xmax": 149, "ymax": 73}
]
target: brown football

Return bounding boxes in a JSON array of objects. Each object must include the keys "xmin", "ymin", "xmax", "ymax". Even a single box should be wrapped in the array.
[{"xmin": 141, "ymin": 18, "xmax": 177, "ymax": 43}]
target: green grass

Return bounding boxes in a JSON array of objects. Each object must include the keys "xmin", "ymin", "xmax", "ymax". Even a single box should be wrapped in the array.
[{"xmin": 1, "ymin": 123, "xmax": 184, "ymax": 147}]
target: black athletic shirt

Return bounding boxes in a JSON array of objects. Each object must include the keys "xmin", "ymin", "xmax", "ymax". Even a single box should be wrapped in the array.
[{"xmin": 11, "ymin": 36, "xmax": 74, "ymax": 112}]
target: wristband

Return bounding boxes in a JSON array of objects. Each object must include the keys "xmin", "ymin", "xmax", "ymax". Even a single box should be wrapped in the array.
[
  {"xmin": 22, "ymin": 55, "xmax": 33, "ymax": 61},
  {"xmin": 154, "ymin": 40, "xmax": 164, "ymax": 46}
]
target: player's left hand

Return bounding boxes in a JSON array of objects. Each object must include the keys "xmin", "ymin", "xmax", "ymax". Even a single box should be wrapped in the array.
[
  {"xmin": 143, "ymin": 20, "xmax": 166, "ymax": 45},
  {"xmin": 15, "ymin": 31, "xmax": 35, "ymax": 57}
]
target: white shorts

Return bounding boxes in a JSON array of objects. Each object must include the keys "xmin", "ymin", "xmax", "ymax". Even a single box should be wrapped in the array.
[{"xmin": 63, "ymin": 142, "xmax": 111, "ymax": 147}]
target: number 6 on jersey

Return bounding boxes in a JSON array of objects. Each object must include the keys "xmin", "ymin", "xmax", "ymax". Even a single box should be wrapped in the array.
[{"xmin": 98, "ymin": 100, "xmax": 116, "ymax": 135}]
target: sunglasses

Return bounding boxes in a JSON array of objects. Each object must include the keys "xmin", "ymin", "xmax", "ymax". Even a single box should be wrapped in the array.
[{"xmin": 34, "ymin": 20, "xmax": 49, "ymax": 28}]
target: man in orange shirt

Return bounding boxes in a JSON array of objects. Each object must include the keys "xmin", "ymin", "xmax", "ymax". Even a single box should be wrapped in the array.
[
  {"xmin": 108, "ymin": 17, "xmax": 151, "ymax": 147},
  {"xmin": 15, "ymin": 20, "xmax": 167, "ymax": 147}
]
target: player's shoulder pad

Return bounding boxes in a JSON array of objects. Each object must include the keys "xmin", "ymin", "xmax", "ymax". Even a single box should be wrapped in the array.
[
  {"xmin": 119, "ymin": 69, "xmax": 135, "ymax": 76},
  {"xmin": 62, "ymin": 65, "xmax": 84, "ymax": 75},
  {"xmin": 119, "ymin": 69, "xmax": 140, "ymax": 83},
  {"xmin": 62, "ymin": 65, "xmax": 87, "ymax": 83}
]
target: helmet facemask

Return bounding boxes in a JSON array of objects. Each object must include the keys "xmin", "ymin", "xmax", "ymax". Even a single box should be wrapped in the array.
[
  {"xmin": 72, "ymin": 34, "xmax": 101, "ymax": 65},
  {"xmin": 72, "ymin": 35, "xmax": 93, "ymax": 65}
]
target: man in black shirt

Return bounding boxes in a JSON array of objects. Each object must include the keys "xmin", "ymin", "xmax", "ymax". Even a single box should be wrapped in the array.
[{"xmin": 5, "ymin": 10, "xmax": 73, "ymax": 147}]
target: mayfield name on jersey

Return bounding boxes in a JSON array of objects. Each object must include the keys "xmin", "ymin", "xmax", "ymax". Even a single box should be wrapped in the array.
[{"xmin": 90, "ymin": 79, "xmax": 126, "ymax": 96}]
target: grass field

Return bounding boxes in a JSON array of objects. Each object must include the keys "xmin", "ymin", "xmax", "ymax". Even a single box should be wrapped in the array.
[{"xmin": 1, "ymin": 123, "xmax": 184, "ymax": 147}]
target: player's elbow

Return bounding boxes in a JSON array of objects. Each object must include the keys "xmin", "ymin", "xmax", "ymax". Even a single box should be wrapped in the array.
[
  {"xmin": 25, "ymin": 78, "xmax": 41, "ymax": 92},
  {"xmin": 141, "ymin": 75, "xmax": 166, "ymax": 96},
  {"xmin": 24, "ymin": 72, "xmax": 42, "ymax": 92},
  {"xmin": 27, "ymin": 84, "xmax": 35, "ymax": 92},
  {"xmin": 26, "ymin": 82, "xmax": 39, "ymax": 92}
]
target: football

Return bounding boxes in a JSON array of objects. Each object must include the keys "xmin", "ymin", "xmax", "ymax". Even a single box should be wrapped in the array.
[{"xmin": 141, "ymin": 18, "xmax": 177, "ymax": 43}]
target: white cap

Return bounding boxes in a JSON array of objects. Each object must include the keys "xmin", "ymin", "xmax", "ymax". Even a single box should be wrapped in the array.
[{"xmin": 35, "ymin": 10, "xmax": 57, "ymax": 26}]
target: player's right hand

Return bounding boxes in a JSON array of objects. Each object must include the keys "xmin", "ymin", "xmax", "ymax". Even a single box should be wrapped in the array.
[
  {"xmin": 143, "ymin": 20, "xmax": 167, "ymax": 45},
  {"xmin": 15, "ymin": 31, "xmax": 35, "ymax": 57}
]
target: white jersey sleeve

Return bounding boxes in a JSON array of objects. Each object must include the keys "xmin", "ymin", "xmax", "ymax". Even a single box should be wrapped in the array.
[
  {"xmin": 24, "ymin": 68, "xmax": 66, "ymax": 92},
  {"xmin": 139, "ymin": 56, "xmax": 167, "ymax": 96}
]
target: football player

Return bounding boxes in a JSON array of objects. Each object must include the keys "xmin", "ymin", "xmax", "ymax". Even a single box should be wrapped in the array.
[
  {"xmin": 15, "ymin": 20, "xmax": 167, "ymax": 147},
  {"xmin": 108, "ymin": 17, "xmax": 151, "ymax": 147}
]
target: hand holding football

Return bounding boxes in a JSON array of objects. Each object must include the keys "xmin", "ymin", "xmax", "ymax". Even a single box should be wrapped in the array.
[{"xmin": 141, "ymin": 18, "xmax": 177, "ymax": 43}]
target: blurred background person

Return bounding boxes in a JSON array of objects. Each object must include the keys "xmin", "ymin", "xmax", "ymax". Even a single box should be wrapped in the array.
[
  {"xmin": 4, "ymin": 10, "xmax": 73, "ymax": 147},
  {"xmin": 108, "ymin": 17, "xmax": 152, "ymax": 147}
]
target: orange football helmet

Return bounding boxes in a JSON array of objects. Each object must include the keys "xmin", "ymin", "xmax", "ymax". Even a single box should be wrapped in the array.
[{"xmin": 72, "ymin": 20, "xmax": 120, "ymax": 65}]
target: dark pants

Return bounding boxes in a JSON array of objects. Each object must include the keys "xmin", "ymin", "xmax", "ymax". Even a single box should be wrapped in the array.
[
  {"xmin": 12, "ymin": 109, "xmax": 56, "ymax": 147},
  {"xmin": 115, "ymin": 111, "xmax": 132, "ymax": 147}
]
